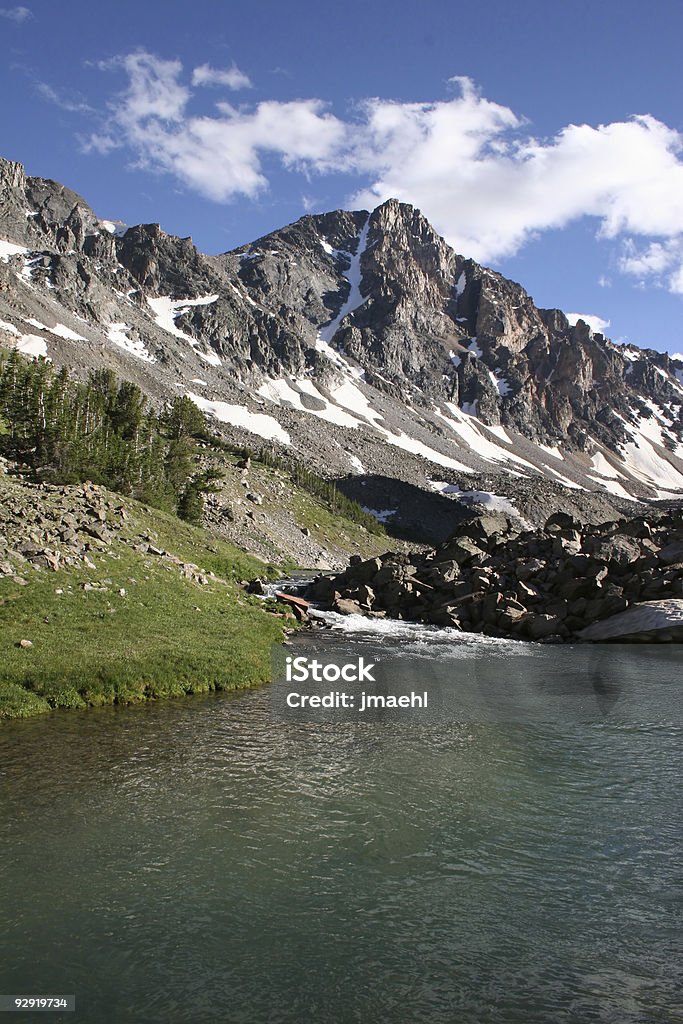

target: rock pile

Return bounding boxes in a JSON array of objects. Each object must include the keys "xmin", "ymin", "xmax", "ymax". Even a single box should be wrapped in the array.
[
  {"xmin": 307, "ymin": 509, "xmax": 683, "ymax": 642},
  {"xmin": 0, "ymin": 478, "xmax": 125, "ymax": 579},
  {"xmin": 0, "ymin": 471, "xmax": 218, "ymax": 588}
]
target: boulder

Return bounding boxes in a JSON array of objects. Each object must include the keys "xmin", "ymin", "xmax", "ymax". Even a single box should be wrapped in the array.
[
  {"xmin": 583, "ymin": 593, "xmax": 629, "ymax": 622},
  {"xmin": 347, "ymin": 557, "xmax": 382, "ymax": 583},
  {"xmin": 544, "ymin": 511, "xmax": 582, "ymax": 534},
  {"xmin": 585, "ymin": 535, "xmax": 642, "ymax": 568},
  {"xmin": 578, "ymin": 599, "xmax": 683, "ymax": 641},
  {"xmin": 657, "ymin": 542, "xmax": 683, "ymax": 566},
  {"xmin": 525, "ymin": 613, "xmax": 563, "ymax": 639},
  {"xmin": 435, "ymin": 537, "xmax": 487, "ymax": 566},
  {"xmin": 332, "ymin": 597, "xmax": 365, "ymax": 616},
  {"xmin": 516, "ymin": 558, "xmax": 544, "ymax": 581},
  {"xmin": 427, "ymin": 559, "xmax": 460, "ymax": 584}
]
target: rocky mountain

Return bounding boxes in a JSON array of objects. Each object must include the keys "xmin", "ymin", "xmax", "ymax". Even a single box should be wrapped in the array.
[{"xmin": 2, "ymin": 154, "xmax": 683, "ymax": 538}]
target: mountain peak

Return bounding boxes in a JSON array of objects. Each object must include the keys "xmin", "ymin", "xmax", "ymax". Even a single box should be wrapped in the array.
[{"xmin": 2, "ymin": 155, "xmax": 683, "ymax": 508}]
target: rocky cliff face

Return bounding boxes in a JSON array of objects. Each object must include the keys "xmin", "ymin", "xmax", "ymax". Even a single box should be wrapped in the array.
[
  {"xmin": 2, "ymin": 154, "xmax": 683, "ymax": 528},
  {"xmin": 229, "ymin": 197, "xmax": 683, "ymax": 452}
]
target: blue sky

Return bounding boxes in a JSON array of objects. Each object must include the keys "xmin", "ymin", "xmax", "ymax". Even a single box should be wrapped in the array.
[{"xmin": 2, "ymin": 0, "xmax": 682, "ymax": 354}]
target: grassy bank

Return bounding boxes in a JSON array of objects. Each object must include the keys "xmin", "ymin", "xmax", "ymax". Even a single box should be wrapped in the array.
[{"xmin": 0, "ymin": 496, "xmax": 289, "ymax": 720}]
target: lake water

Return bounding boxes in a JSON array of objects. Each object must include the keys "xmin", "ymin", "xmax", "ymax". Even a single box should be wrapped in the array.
[{"xmin": 1, "ymin": 621, "xmax": 681, "ymax": 1023}]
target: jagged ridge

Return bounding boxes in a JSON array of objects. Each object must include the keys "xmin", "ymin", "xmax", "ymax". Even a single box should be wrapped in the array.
[{"xmin": 2, "ymin": 154, "xmax": 683, "ymax": 523}]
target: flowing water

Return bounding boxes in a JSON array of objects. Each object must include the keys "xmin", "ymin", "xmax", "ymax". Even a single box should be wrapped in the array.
[{"xmin": 1, "ymin": 620, "xmax": 681, "ymax": 1024}]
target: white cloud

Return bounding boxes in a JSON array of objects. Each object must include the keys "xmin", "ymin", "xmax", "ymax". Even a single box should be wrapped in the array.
[
  {"xmin": 566, "ymin": 313, "xmax": 611, "ymax": 335},
  {"xmin": 86, "ymin": 51, "xmax": 346, "ymax": 201},
  {"xmin": 619, "ymin": 237, "xmax": 683, "ymax": 295},
  {"xmin": 0, "ymin": 6, "xmax": 31, "ymax": 22},
  {"xmin": 105, "ymin": 51, "xmax": 190, "ymax": 123},
  {"xmin": 84, "ymin": 57, "xmax": 683, "ymax": 295},
  {"xmin": 191, "ymin": 63, "xmax": 252, "ymax": 90},
  {"xmin": 36, "ymin": 82, "xmax": 93, "ymax": 114},
  {"xmin": 349, "ymin": 101, "xmax": 683, "ymax": 266}
]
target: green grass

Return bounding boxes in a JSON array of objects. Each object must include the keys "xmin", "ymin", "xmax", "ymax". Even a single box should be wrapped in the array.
[
  {"xmin": 0, "ymin": 446, "xmax": 392, "ymax": 721},
  {"xmin": 291, "ymin": 489, "xmax": 377, "ymax": 555},
  {"xmin": 0, "ymin": 526, "xmax": 288, "ymax": 721}
]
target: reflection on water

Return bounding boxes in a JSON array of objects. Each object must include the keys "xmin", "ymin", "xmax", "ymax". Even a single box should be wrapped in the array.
[{"xmin": 0, "ymin": 635, "xmax": 681, "ymax": 1024}]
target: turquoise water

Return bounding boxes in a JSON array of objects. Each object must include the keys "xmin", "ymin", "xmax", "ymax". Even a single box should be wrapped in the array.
[{"xmin": 1, "ymin": 631, "xmax": 681, "ymax": 1023}]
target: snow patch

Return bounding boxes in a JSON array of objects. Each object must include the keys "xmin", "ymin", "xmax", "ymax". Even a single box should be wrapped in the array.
[
  {"xmin": 21, "ymin": 256, "xmax": 41, "ymax": 285},
  {"xmin": 187, "ymin": 392, "xmax": 290, "ymax": 445},
  {"xmin": 543, "ymin": 465, "xmax": 585, "ymax": 489},
  {"xmin": 455, "ymin": 270, "xmax": 466, "ymax": 298},
  {"xmin": 229, "ymin": 281, "xmax": 258, "ymax": 308},
  {"xmin": 13, "ymin": 334, "xmax": 48, "ymax": 359},
  {"xmin": 147, "ymin": 294, "xmax": 220, "ymax": 365},
  {"xmin": 349, "ymin": 454, "xmax": 365, "ymax": 474},
  {"xmin": 586, "ymin": 475, "xmax": 633, "ymax": 500},
  {"xmin": 99, "ymin": 219, "xmax": 128, "ymax": 237},
  {"xmin": 24, "ymin": 319, "xmax": 87, "ymax": 342},
  {"xmin": 258, "ymin": 378, "xmax": 307, "ymax": 409},
  {"xmin": 258, "ymin": 375, "xmax": 384, "ymax": 431},
  {"xmin": 361, "ymin": 506, "xmax": 396, "ymax": 523},
  {"xmin": 467, "ymin": 338, "xmax": 482, "ymax": 358},
  {"xmin": 537, "ymin": 443, "xmax": 564, "ymax": 460},
  {"xmin": 0, "ymin": 239, "xmax": 28, "ymax": 262},
  {"xmin": 0, "ymin": 319, "xmax": 21, "ymax": 337},
  {"xmin": 197, "ymin": 349, "xmax": 222, "ymax": 367},
  {"xmin": 493, "ymin": 373, "xmax": 510, "ymax": 396},
  {"xmin": 50, "ymin": 323, "xmax": 87, "ymax": 342},
  {"xmin": 318, "ymin": 215, "xmax": 371, "ymax": 345},
  {"xmin": 430, "ymin": 481, "xmax": 525, "ymax": 521},
  {"xmin": 380, "ymin": 430, "xmax": 473, "ymax": 473},
  {"xmin": 319, "ymin": 237, "xmax": 345, "ymax": 258},
  {"xmin": 483, "ymin": 424, "xmax": 512, "ymax": 444},
  {"xmin": 107, "ymin": 323, "xmax": 155, "ymax": 363},
  {"xmin": 147, "ymin": 294, "xmax": 219, "ymax": 339},
  {"xmin": 616, "ymin": 413, "xmax": 683, "ymax": 492},
  {"xmin": 590, "ymin": 451, "xmax": 625, "ymax": 480},
  {"xmin": 436, "ymin": 404, "xmax": 537, "ymax": 471}
]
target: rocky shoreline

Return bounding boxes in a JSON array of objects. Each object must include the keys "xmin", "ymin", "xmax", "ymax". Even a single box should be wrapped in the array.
[{"xmin": 306, "ymin": 508, "xmax": 683, "ymax": 642}]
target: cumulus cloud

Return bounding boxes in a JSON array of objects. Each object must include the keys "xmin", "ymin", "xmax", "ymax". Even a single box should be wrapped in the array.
[
  {"xmin": 619, "ymin": 237, "xmax": 683, "ymax": 294},
  {"xmin": 0, "ymin": 6, "xmax": 31, "ymax": 22},
  {"xmin": 566, "ymin": 313, "xmax": 611, "ymax": 335},
  {"xmin": 83, "ymin": 55, "xmax": 683, "ymax": 293},
  {"xmin": 191, "ymin": 63, "xmax": 252, "ymax": 90},
  {"xmin": 350, "ymin": 102, "xmax": 683, "ymax": 271},
  {"xmin": 85, "ymin": 51, "xmax": 345, "ymax": 200}
]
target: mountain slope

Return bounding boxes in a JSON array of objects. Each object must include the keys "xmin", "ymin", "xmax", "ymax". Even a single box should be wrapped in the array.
[{"xmin": 2, "ymin": 155, "xmax": 683, "ymax": 534}]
